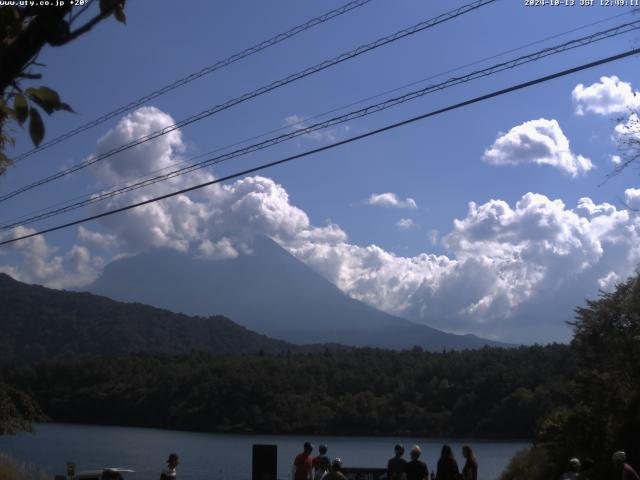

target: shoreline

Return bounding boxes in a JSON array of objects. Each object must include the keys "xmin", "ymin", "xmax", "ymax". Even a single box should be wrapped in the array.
[{"xmin": 24, "ymin": 421, "xmax": 532, "ymax": 443}]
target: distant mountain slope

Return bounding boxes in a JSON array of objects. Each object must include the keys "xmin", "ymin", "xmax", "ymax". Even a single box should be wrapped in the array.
[
  {"xmin": 89, "ymin": 236, "xmax": 508, "ymax": 350},
  {"xmin": 0, "ymin": 273, "xmax": 297, "ymax": 362}
]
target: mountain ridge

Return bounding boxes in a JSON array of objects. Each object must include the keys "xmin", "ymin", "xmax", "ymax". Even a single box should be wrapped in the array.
[
  {"xmin": 0, "ymin": 272, "xmax": 303, "ymax": 362},
  {"xmin": 88, "ymin": 236, "xmax": 509, "ymax": 350}
]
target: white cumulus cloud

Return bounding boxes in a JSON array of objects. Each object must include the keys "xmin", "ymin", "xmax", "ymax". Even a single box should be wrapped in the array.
[
  {"xmin": 483, "ymin": 118, "xmax": 593, "ymax": 177},
  {"xmin": 0, "ymin": 226, "xmax": 104, "ymax": 289},
  {"xmin": 572, "ymin": 75, "xmax": 639, "ymax": 116},
  {"xmin": 396, "ymin": 218, "xmax": 416, "ymax": 231},
  {"xmin": 367, "ymin": 192, "xmax": 417, "ymax": 209},
  {"xmin": 78, "ymin": 226, "xmax": 118, "ymax": 250},
  {"xmin": 625, "ymin": 188, "xmax": 640, "ymax": 210}
]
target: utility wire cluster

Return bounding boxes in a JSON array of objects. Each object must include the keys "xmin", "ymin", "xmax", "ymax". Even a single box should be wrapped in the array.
[
  {"xmin": 3, "ymin": 0, "xmax": 640, "ymax": 246},
  {"xmin": 2, "ymin": 19, "xmax": 638, "ymax": 231},
  {"xmin": 5, "ymin": 9, "xmax": 631, "ymax": 230},
  {"xmin": 2, "ymin": 46, "xmax": 638, "ymax": 247},
  {"xmin": 0, "ymin": 0, "xmax": 497, "ymax": 204},
  {"xmin": 12, "ymin": 0, "xmax": 374, "ymax": 163}
]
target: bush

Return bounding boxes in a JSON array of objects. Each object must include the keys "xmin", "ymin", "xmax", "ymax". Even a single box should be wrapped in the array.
[
  {"xmin": 0, "ymin": 453, "xmax": 51, "ymax": 480},
  {"xmin": 500, "ymin": 446, "xmax": 554, "ymax": 480}
]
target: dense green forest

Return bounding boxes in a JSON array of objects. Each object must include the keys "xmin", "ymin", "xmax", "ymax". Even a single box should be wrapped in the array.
[
  {"xmin": 2, "ymin": 344, "xmax": 574, "ymax": 438},
  {"xmin": 0, "ymin": 272, "xmax": 302, "ymax": 361}
]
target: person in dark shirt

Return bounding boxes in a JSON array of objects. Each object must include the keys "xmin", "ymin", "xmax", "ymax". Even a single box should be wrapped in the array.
[
  {"xmin": 388, "ymin": 444, "xmax": 407, "ymax": 480},
  {"xmin": 293, "ymin": 442, "xmax": 314, "ymax": 480},
  {"xmin": 461, "ymin": 445, "xmax": 477, "ymax": 480},
  {"xmin": 578, "ymin": 458, "xmax": 594, "ymax": 480},
  {"xmin": 160, "ymin": 453, "xmax": 179, "ymax": 480},
  {"xmin": 613, "ymin": 451, "xmax": 640, "ymax": 480},
  {"xmin": 404, "ymin": 445, "xmax": 429, "ymax": 480},
  {"xmin": 313, "ymin": 444, "xmax": 330, "ymax": 480},
  {"xmin": 435, "ymin": 445, "xmax": 460, "ymax": 480}
]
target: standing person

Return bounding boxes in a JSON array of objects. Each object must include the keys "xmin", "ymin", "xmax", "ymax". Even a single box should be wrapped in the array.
[
  {"xmin": 313, "ymin": 445, "xmax": 330, "ymax": 479},
  {"xmin": 404, "ymin": 445, "xmax": 429, "ymax": 480},
  {"xmin": 560, "ymin": 458, "xmax": 581, "ymax": 480},
  {"xmin": 323, "ymin": 458, "xmax": 347, "ymax": 480},
  {"xmin": 388, "ymin": 444, "xmax": 407, "ymax": 480},
  {"xmin": 293, "ymin": 442, "xmax": 315, "ymax": 480},
  {"xmin": 579, "ymin": 458, "xmax": 594, "ymax": 480},
  {"xmin": 461, "ymin": 445, "xmax": 477, "ymax": 480},
  {"xmin": 613, "ymin": 451, "xmax": 640, "ymax": 480},
  {"xmin": 313, "ymin": 456, "xmax": 330, "ymax": 480},
  {"xmin": 160, "ymin": 453, "xmax": 179, "ymax": 480},
  {"xmin": 435, "ymin": 445, "xmax": 460, "ymax": 480}
]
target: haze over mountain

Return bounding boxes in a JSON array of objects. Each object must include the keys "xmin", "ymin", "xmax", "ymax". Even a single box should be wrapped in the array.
[
  {"xmin": 0, "ymin": 272, "xmax": 298, "ymax": 362},
  {"xmin": 89, "ymin": 236, "xmax": 507, "ymax": 350}
]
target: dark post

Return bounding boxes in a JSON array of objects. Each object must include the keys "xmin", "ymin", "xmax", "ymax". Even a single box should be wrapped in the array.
[{"xmin": 252, "ymin": 444, "xmax": 277, "ymax": 480}]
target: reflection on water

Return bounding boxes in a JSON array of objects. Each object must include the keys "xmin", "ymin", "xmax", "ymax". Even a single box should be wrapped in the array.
[{"xmin": 0, "ymin": 423, "xmax": 528, "ymax": 480}]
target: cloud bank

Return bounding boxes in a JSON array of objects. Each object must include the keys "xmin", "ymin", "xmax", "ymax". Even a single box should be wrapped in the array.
[{"xmin": 2, "ymin": 107, "xmax": 639, "ymax": 343}]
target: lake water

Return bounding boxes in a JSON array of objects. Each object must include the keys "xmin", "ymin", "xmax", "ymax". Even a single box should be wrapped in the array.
[{"xmin": 0, "ymin": 423, "xmax": 528, "ymax": 480}]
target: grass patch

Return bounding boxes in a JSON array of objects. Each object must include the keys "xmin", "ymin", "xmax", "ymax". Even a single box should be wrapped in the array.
[{"xmin": 0, "ymin": 453, "xmax": 50, "ymax": 480}]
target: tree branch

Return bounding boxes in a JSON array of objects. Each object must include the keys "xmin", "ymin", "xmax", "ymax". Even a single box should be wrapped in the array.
[
  {"xmin": 60, "ymin": 9, "xmax": 112, "ymax": 45},
  {"xmin": 0, "ymin": 6, "xmax": 73, "ymax": 95}
]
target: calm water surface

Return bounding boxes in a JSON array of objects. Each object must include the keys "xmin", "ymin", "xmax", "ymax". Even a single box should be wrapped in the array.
[{"xmin": 0, "ymin": 423, "xmax": 528, "ymax": 480}]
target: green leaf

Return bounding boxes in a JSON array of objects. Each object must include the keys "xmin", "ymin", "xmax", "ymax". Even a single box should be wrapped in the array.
[
  {"xmin": 59, "ymin": 102, "xmax": 75, "ymax": 113},
  {"xmin": 0, "ymin": 101, "xmax": 16, "ymax": 120},
  {"xmin": 13, "ymin": 94, "xmax": 28, "ymax": 126},
  {"xmin": 28, "ymin": 107, "xmax": 45, "ymax": 147},
  {"xmin": 0, "ymin": 151, "xmax": 12, "ymax": 175},
  {"xmin": 26, "ymin": 86, "xmax": 61, "ymax": 115},
  {"xmin": 99, "ymin": 0, "xmax": 117, "ymax": 14},
  {"xmin": 0, "ymin": 151, "xmax": 11, "ymax": 165},
  {"xmin": 99, "ymin": 0, "xmax": 126, "ymax": 22},
  {"xmin": 114, "ymin": 5, "xmax": 126, "ymax": 24}
]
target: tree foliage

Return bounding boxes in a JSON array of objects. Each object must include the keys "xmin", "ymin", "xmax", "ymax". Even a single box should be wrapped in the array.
[
  {"xmin": 611, "ymin": 110, "xmax": 640, "ymax": 181},
  {"xmin": 502, "ymin": 273, "xmax": 640, "ymax": 480},
  {"xmin": 1, "ymin": 344, "xmax": 575, "ymax": 438},
  {"xmin": 0, "ymin": 0, "xmax": 126, "ymax": 174},
  {"xmin": 0, "ymin": 383, "xmax": 44, "ymax": 435}
]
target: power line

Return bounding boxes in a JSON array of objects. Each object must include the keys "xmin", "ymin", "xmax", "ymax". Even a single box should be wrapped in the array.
[
  {"xmin": 2, "ymin": 10, "xmax": 630, "ymax": 230},
  {"xmin": 2, "ymin": 47, "xmax": 638, "ymax": 247},
  {"xmin": 2, "ymin": 19, "xmax": 638, "ymax": 231},
  {"xmin": 0, "ymin": 0, "xmax": 498, "ymax": 204},
  {"xmin": 12, "ymin": 0, "xmax": 374, "ymax": 163}
]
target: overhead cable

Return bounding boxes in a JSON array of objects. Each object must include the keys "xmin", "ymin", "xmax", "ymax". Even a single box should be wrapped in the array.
[
  {"xmin": 0, "ymin": 0, "xmax": 498, "ymax": 203},
  {"xmin": 2, "ymin": 46, "xmax": 638, "ymax": 246},
  {"xmin": 2, "ymin": 19, "xmax": 638, "ymax": 231}
]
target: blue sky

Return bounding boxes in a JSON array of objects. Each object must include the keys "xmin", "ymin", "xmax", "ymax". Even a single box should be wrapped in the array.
[{"xmin": 2, "ymin": 0, "xmax": 640, "ymax": 343}]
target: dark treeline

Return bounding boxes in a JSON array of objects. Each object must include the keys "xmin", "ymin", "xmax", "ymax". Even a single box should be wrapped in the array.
[{"xmin": 1, "ymin": 344, "xmax": 574, "ymax": 438}]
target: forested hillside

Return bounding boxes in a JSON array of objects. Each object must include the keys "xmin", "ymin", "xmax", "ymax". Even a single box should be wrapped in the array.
[
  {"xmin": 0, "ymin": 273, "xmax": 297, "ymax": 361},
  {"xmin": 2, "ymin": 344, "xmax": 574, "ymax": 438}
]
